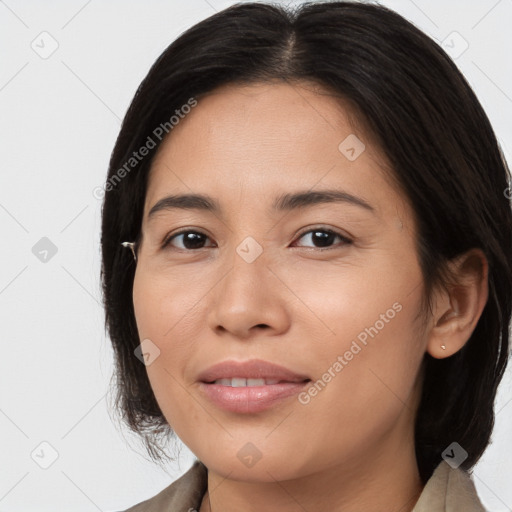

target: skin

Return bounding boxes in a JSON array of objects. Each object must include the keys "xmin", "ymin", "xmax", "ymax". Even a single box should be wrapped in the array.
[{"xmin": 132, "ymin": 81, "xmax": 488, "ymax": 512}]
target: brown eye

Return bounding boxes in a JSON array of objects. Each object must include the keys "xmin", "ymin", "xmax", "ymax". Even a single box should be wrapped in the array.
[
  {"xmin": 162, "ymin": 230, "xmax": 215, "ymax": 250},
  {"xmin": 292, "ymin": 228, "xmax": 352, "ymax": 249}
]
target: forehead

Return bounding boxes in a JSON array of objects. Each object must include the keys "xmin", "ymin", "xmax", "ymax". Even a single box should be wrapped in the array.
[
  {"xmin": 151, "ymin": 80, "xmax": 368, "ymax": 165},
  {"xmin": 144, "ymin": 81, "xmax": 402, "ymax": 219}
]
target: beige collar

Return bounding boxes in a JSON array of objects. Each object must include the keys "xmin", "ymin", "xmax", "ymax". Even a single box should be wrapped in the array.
[{"xmin": 412, "ymin": 460, "xmax": 485, "ymax": 511}]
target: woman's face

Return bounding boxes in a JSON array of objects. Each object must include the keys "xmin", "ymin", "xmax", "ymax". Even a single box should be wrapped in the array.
[{"xmin": 133, "ymin": 81, "xmax": 429, "ymax": 481}]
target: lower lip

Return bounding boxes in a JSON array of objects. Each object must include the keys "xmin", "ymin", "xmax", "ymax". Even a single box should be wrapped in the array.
[{"xmin": 199, "ymin": 381, "xmax": 310, "ymax": 413}]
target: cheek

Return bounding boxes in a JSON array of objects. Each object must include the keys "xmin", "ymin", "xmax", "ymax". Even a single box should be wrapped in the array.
[
  {"xmin": 291, "ymin": 257, "xmax": 425, "ymax": 420},
  {"xmin": 133, "ymin": 267, "xmax": 202, "ymax": 341},
  {"xmin": 280, "ymin": 250, "xmax": 422, "ymax": 349},
  {"xmin": 132, "ymin": 266, "xmax": 206, "ymax": 407},
  {"xmin": 299, "ymin": 284, "xmax": 425, "ymax": 439},
  {"xmin": 132, "ymin": 268, "xmax": 159, "ymax": 337}
]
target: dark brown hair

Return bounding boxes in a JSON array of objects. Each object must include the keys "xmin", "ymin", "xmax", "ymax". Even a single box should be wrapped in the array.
[{"xmin": 100, "ymin": 1, "xmax": 512, "ymax": 483}]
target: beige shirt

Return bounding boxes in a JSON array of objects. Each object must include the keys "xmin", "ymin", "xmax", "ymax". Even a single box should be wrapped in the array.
[{"xmin": 120, "ymin": 459, "xmax": 486, "ymax": 512}]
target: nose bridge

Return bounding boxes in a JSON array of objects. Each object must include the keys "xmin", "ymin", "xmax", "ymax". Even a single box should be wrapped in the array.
[
  {"xmin": 207, "ymin": 231, "xmax": 289, "ymax": 337},
  {"xmin": 223, "ymin": 233, "xmax": 270, "ymax": 298}
]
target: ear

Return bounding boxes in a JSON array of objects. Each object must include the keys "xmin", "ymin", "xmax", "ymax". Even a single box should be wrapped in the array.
[{"xmin": 426, "ymin": 248, "xmax": 489, "ymax": 359}]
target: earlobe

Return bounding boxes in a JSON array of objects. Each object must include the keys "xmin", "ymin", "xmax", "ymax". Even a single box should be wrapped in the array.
[{"xmin": 425, "ymin": 249, "xmax": 488, "ymax": 360}]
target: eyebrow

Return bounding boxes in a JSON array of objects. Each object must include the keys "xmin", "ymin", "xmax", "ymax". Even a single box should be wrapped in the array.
[{"xmin": 147, "ymin": 189, "xmax": 375, "ymax": 220}]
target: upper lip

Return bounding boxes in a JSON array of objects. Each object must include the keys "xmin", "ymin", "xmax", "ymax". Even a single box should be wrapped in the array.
[{"xmin": 197, "ymin": 359, "xmax": 311, "ymax": 383}]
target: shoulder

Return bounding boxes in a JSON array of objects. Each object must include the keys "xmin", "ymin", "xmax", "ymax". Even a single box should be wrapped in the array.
[
  {"xmin": 412, "ymin": 460, "xmax": 487, "ymax": 512},
  {"xmin": 117, "ymin": 459, "xmax": 208, "ymax": 512}
]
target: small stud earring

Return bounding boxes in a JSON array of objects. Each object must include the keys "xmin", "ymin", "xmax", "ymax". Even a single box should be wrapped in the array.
[
  {"xmin": 441, "ymin": 344, "xmax": 446, "ymax": 350},
  {"xmin": 121, "ymin": 241, "xmax": 137, "ymax": 261}
]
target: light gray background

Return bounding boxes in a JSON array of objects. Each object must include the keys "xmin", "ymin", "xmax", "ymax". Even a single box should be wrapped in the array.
[{"xmin": 1, "ymin": 0, "xmax": 511, "ymax": 511}]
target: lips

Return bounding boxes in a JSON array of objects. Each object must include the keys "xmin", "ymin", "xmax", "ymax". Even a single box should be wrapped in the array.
[
  {"xmin": 197, "ymin": 358, "xmax": 311, "ymax": 384},
  {"xmin": 199, "ymin": 380, "xmax": 311, "ymax": 413}
]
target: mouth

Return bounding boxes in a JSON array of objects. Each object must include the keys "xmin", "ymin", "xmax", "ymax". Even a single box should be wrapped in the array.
[
  {"xmin": 199, "ymin": 378, "xmax": 312, "ymax": 413},
  {"xmin": 196, "ymin": 359, "xmax": 312, "ymax": 413}
]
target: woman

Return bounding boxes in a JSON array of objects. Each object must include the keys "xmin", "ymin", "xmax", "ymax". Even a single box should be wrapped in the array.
[{"xmin": 101, "ymin": 2, "xmax": 512, "ymax": 511}]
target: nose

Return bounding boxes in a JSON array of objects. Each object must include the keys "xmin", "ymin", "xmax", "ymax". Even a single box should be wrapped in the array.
[{"xmin": 206, "ymin": 242, "xmax": 291, "ymax": 339}]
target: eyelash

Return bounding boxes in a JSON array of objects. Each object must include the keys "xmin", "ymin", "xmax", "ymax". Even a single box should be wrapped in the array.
[{"xmin": 161, "ymin": 226, "xmax": 353, "ymax": 252}]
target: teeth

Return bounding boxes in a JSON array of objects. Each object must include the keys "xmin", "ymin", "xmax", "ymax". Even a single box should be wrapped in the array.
[{"xmin": 212, "ymin": 378, "xmax": 281, "ymax": 387}]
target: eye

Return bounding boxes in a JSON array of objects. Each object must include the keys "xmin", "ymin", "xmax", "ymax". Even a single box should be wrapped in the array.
[
  {"xmin": 162, "ymin": 227, "xmax": 352, "ymax": 251},
  {"xmin": 292, "ymin": 227, "xmax": 352, "ymax": 250},
  {"xmin": 162, "ymin": 230, "xmax": 215, "ymax": 250}
]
